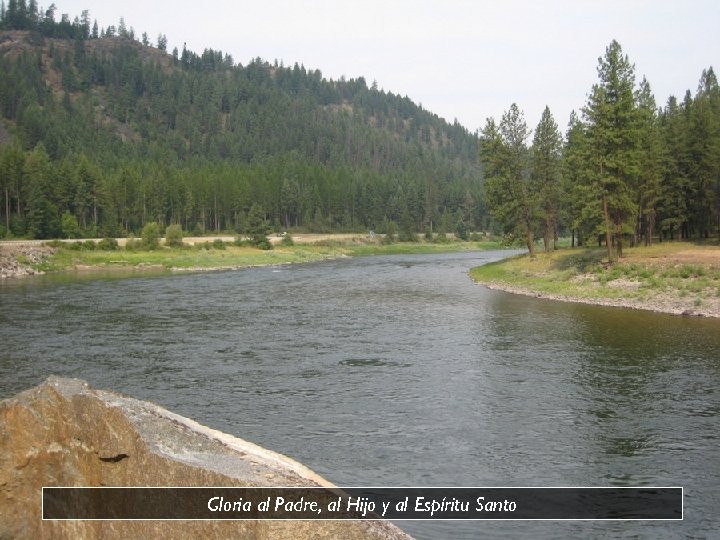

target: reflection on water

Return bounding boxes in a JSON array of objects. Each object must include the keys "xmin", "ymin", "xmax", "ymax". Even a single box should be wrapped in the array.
[{"xmin": 1, "ymin": 251, "xmax": 718, "ymax": 539}]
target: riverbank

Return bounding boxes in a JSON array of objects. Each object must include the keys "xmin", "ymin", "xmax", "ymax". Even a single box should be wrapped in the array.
[
  {"xmin": 469, "ymin": 242, "xmax": 720, "ymax": 318},
  {"xmin": 0, "ymin": 244, "xmax": 57, "ymax": 278},
  {"xmin": 1, "ymin": 235, "xmax": 502, "ymax": 279}
]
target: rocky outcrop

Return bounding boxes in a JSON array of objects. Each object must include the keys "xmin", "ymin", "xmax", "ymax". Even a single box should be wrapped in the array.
[
  {"xmin": 0, "ymin": 377, "xmax": 412, "ymax": 539},
  {"xmin": 0, "ymin": 244, "xmax": 55, "ymax": 278}
]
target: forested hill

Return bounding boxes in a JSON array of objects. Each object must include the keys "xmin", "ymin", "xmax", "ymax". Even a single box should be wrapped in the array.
[{"xmin": 0, "ymin": 12, "xmax": 484, "ymax": 239}]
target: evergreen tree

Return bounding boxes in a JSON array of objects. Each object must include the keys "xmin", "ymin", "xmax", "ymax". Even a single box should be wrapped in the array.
[
  {"xmin": 531, "ymin": 106, "xmax": 563, "ymax": 251},
  {"xmin": 481, "ymin": 104, "xmax": 536, "ymax": 255},
  {"xmin": 582, "ymin": 40, "xmax": 640, "ymax": 261},
  {"xmin": 634, "ymin": 77, "xmax": 663, "ymax": 245}
]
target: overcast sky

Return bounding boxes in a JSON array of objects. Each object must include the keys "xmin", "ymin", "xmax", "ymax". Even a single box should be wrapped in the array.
[{"xmin": 56, "ymin": 0, "xmax": 718, "ymax": 134}]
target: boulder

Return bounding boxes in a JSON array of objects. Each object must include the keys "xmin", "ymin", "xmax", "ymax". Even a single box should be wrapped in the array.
[{"xmin": 0, "ymin": 377, "xmax": 412, "ymax": 539}]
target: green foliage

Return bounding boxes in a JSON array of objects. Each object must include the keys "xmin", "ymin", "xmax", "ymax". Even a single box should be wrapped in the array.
[
  {"xmin": 0, "ymin": 19, "xmax": 484, "ymax": 240},
  {"xmin": 254, "ymin": 238, "xmax": 273, "ymax": 250},
  {"xmin": 141, "ymin": 222, "xmax": 161, "ymax": 250},
  {"xmin": 164, "ymin": 224, "xmax": 184, "ymax": 247},
  {"xmin": 380, "ymin": 219, "xmax": 397, "ymax": 244},
  {"xmin": 480, "ymin": 104, "xmax": 536, "ymax": 255},
  {"xmin": 455, "ymin": 220, "xmax": 468, "ymax": 241},
  {"xmin": 212, "ymin": 238, "xmax": 226, "ymax": 250},
  {"xmin": 531, "ymin": 106, "xmax": 563, "ymax": 251},
  {"xmin": 433, "ymin": 231, "xmax": 451, "ymax": 244},
  {"xmin": 60, "ymin": 211, "xmax": 81, "ymax": 239},
  {"xmin": 280, "ymin": 233, "xmax": 294, "ymax": 246},
  {"xmin": 125, "ymin": 235, "xmax": 139, "ymax": 251},
  {"xmin": 97, "ymin": 237, "xmax": 118, "ymax": 250}
]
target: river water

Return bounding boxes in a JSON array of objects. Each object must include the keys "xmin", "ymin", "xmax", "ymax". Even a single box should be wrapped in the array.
[{"xmin": 1, "ymin": 250, "xmax": 718, "ymax": 539}]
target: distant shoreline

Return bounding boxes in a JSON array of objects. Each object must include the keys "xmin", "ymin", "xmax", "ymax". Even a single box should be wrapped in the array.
[
  {"xmin": 1, "ymin": 235, "xmax": 503, "ymax": 280},
  {"xmin": 470, "ymin": 243, "xmax": 720, "ymax": 319}
]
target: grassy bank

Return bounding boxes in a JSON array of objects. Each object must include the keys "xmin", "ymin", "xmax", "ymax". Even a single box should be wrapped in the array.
[
  {"xmin": 469, "ymin": 242, "xmax": 720, "ymax": 317},
  {"xmin": 34, "ymin": 238, "xmax": 503, "ymax": 274}
]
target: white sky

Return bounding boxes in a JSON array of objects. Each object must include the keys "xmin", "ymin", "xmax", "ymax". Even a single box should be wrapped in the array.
[{"xmin": 55, "ymin": 0, "xmax": 718, "ymax": 134}]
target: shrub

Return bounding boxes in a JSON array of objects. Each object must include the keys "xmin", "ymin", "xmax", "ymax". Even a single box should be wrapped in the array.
[
  {"xmin": 469, "ymin": 232, "xmax": 482, "ymax": 242},
  {"xmin": 125, "ymin": 235, "xmax": 139, "ymax": 251},
  {"xmin": 381, "ymin": 220, "xmax": 397, "ymax": 245},
  {"xmin": 141, "ymin": 222, "xmax": 161, "ymax": 250},
  {"xmin": 165, "ymin": 224, "xmax": 184, "ymax": 247},
  {"xmin": 212, "ymin": 238, "xmax": 227, "ymax": 250},
  {"xmin": 280, "ymin": 233, "xmax": 294, "ymax": 246},
  {"xmin": 254, "ymin": 237, "xmax": 273, "ymax": 250},
  {"xmin": 82, "ymin": 240, "xmax": 97, "ymax": 250},
  {"xmin": 60, "ymin": 211, "xmax": 81, "ymax": 239},
  {"xmin": 455, "ymin": 220, "xmax": 468, "ymax": 241},
  {"xmin": 97, "ymin": 237, "xmax": 118, "ymax": 250},
  {"xmin": 433, "ymin": 232, "xmax": 450, "ymax": 244}
]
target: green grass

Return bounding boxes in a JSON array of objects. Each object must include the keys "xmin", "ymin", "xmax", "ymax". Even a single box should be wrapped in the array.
[
  {"xmin": 40, "ymin": 239, "xmax": 504, "ymax": 274},
  {"xmin": 469, "ymin": 242, "xmax": 720, "ymax": 306}
]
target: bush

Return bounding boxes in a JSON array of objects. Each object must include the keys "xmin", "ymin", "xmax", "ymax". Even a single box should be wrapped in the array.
[
  {"xmin": 60, "ymin": 211, "xmax": 81, "ymax": 239},
  {"xmin": 141, "ymin": 222, "xmax": 161, "ymax": 250},
  {"xmin": 433, "ymin": 232, "xmax": 450, "ymax": 244},
  {"xmin": 212, "ymin": 238, "xmax": 227, "ymax": 250},
  {"xmin": 254, "ymin": 236, "xmax": 273, "ymax": 250},
  {"xmin": 97, "ymin": 237, "xmax": 118, "ymax": 250},
  {"xmin": 381, "ymin": 220, "xmax": 397, "ymax": 245},
  {"xmin": 125, "ymin": 235, "xmax": 139, "ymax": 251},
  {"xmin": 469, "ymin": 232, "xmax": 482, "ymax": 241},
  {"xmin": 398, "ymin": 226, "xmax": 418, "ymax": 242},
  {"xmin": 165, "ymin": 224, "xmax": 184, "ymax": 247},
  {"xmin": 280, "ymin": 233, "xmax": 294, "ymax": 246},
  {"xmin": 455, "ymin": 221, "xmax": 468, "ymax": 241},
  {"xmin": 82, "ymin": 240, "xmax": 97, "ymax": 250}
]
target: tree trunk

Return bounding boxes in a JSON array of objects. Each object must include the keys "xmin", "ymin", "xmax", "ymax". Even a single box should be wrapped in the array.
[
  {"xmin": 543, "ymin": 217, "xmax": 552, "ymax": 252},
  {"xmin": 602, "ymin": 192, "xmax": 613, "ymax": 262},
  {"xmin": 526, "ymin": 227, "xmax": 535, "ymax": 257},
  {"xmin": 646, "ymin": 211, "xmax": 654, "ymax": 246},
  {"xmin": 525, "ymin": 214, "xmax": 535, "ymax": 258}
]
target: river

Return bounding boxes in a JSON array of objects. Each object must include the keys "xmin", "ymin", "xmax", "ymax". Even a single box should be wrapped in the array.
[{"xmin": 1, "ymin": 250, "xmax": 718, "ymax": 539}]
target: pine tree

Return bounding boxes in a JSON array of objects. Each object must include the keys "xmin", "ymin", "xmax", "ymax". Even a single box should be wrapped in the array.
[
  {"xmin": 634, "ymin": 77, "xmax": 663, "ymax": 245},
  {"xmin": 531, "ymin": 106, "xmax": 563, "ymax": 251},
  {"xmin": 481, "ymin": 104, "xmax": 536, "ymax": 256},
  {"xmin": 582, "ymin": 40, "xmax": 640, "ymax": 261}
]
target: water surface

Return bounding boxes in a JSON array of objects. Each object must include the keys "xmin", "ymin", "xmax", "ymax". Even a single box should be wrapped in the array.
[{"xmin": 1, "ymin": 251, "xmax": 718, "ymax": 538}]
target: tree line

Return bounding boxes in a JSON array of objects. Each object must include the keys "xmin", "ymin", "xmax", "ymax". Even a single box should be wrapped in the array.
[
  {"xmin": 481, "ymin": 40, "xmax": 719, "ymax": 260},
  {"xmin": 0, "ymin": 4, "xmax": 484, "ymax": 239}
]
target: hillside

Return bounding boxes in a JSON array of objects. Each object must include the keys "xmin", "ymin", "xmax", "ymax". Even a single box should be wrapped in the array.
[{"xmin": 0, "ymin": 14, "xmax": 485, "ymax": 239}]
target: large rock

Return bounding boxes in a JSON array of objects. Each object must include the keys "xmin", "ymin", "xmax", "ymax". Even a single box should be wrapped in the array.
[{"xmin": 0, "ymin": 377, "xmax": 412, "ymax": 539}]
